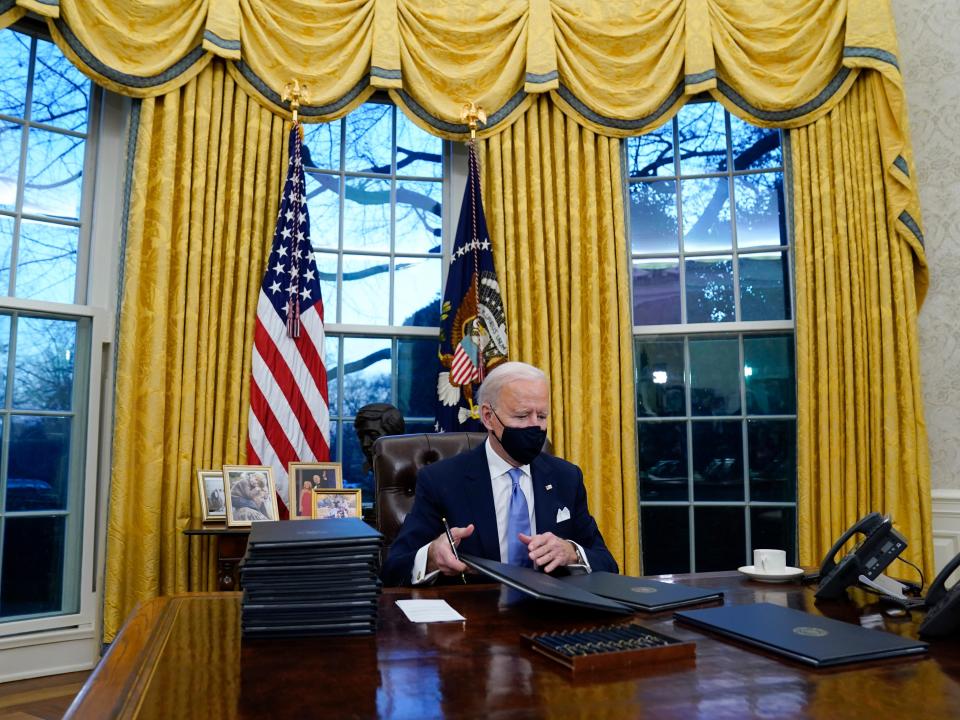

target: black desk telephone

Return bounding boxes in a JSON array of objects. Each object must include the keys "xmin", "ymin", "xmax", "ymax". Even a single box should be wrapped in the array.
[
  {"xmin": 814, "ymin": 512, "xmax": 908, "ymax": 600},
  {"xmin": 918, "ymin": 552, "xmax": 960, "ymax": 638}
]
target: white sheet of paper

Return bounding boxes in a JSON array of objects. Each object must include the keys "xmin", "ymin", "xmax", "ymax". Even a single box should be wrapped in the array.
[{"xmin": 395, "ymin": 599, "xmax": 465, "ymax": 623}]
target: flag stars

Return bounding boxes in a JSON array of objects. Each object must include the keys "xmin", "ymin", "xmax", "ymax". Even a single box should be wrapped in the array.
[
  {"xmin": 272, "ymin": 260, "xmax": 285, "ymax": 275},
  {"xmin": 285, "ymin": 209, "xmax": 294, "ymax": 222},
  {"xmin": 268, "ymin": 280, "xmax": 282, "ymax": 294},
  {"xmin": 300, "ymin": 287, "xmax": 312, "ymax": 300},
  {"xmin": 277, "ymin": 243, "xmax": 289, "ymax": 256}
]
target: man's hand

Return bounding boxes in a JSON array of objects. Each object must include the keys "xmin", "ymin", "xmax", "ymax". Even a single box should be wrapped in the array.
[
  {"xmin": 426, "ymin": 523, "xmax": 474, "ymax": 576},
  {"xmin": 519, "ymin": 532, "xmax": 578, "ymax": 572}
]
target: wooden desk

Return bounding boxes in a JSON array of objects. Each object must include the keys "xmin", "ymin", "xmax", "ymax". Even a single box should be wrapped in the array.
[{"xmin": 66, "ymin": 573, "xmax": 960, "ymax": 719}]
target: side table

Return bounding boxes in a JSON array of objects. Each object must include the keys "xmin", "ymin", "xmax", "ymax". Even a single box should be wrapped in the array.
[{"xmin": 183, "ymin": 527, "xmax": 250, "ymax": 591}]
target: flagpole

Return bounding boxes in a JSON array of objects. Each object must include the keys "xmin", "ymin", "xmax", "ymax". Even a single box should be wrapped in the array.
[{"xmin": 460, "ymin": 102, "xmax": 487, "ymax": 382}]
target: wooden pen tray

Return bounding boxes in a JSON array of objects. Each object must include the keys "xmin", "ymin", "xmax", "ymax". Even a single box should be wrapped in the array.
[{"xmin": 522, "ymin": 622, "xmax": 695, "ymax": 673}]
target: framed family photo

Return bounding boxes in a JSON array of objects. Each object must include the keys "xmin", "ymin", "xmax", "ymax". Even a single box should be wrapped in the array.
[
  {"xmin": 288, "ymin": 462, "xmax": 342, "ymax": 520},
  {"xmin": 312, "ymin": 488, "xmax": 362, "ymax": 520},
  {"xmin": 222, "ymin": 465, "xmax": 280, "ymax": 527},
  {"xmin": 196, "ymin": 470, "xmax": 226, "ymax": 523}
]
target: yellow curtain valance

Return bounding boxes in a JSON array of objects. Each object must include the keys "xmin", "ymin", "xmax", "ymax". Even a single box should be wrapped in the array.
[{"xmin": 0, "ymin": 1, "xmax": 908, "ymax": 132}]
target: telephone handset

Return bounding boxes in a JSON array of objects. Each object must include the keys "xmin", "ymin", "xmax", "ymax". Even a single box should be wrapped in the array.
[
  {"xmin": 918, "ymin": 552, "xmax": 960, "ymax": 638},
  {"xmin": 815, "ymin": 512, "xmax": 908, "ymax": 600}
]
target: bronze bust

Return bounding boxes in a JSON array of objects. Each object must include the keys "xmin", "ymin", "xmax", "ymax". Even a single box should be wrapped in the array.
[{"xmin": 354, "ymin": 403, "xmax": 406, "ymax": 473}]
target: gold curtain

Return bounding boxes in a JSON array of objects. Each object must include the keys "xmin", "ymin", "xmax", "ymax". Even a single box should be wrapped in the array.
[
  {"xmin": 481, "ymin": 96, "xmax": 640, "ymax": 575},
  {"xmin": 104, "ymin": 60, "xmax": 287, "ymax": 641},
  {"xmin": 791, "ymin": 72, "xmax": 932, "ymax": 577}
]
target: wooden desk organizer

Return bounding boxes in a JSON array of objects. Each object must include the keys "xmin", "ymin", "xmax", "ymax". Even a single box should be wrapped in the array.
[{"xmin": 522, "ymin": 622, "xmax": 696, "ymax": 672}]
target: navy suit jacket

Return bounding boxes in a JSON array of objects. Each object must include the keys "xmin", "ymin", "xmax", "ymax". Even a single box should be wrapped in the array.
[{"xmin": 381, "ymin": 442, "xmax": 618, "ymax": 586}]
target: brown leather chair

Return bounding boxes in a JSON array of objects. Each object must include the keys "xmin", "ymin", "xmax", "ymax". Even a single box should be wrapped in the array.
[{"xmin": 373, "ymin": 432, "xmax": 487, "ymax": 550}]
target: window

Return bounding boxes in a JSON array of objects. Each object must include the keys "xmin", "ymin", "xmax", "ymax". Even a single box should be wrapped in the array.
[
  {"xmin": 302, "ymin": 102, "xmax": 448, "ymax": 503},
  {"xmin": 627, "ymin": 102, "xmax": 797, "ymax": 574},
  {"xmin": 0, "ymin": 24, "xmax": 106, "ymax": 636}
]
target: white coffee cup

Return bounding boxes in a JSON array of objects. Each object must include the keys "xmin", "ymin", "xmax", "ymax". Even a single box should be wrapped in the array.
[{"xmin": 753, "ymin": 548, "xmax": 787, "ymax": 574}]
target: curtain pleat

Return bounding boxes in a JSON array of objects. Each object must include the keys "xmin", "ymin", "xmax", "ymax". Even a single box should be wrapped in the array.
[
  {"xmin": 481, "ymin": 96, "xmax": 640, "ymax": 575},
  {"xmin": 791, "ymin": 73, "xmax": 932, "ymax": 578},
  {"xmin": 103, "ymin": 60, "xmax": 286, "ymax": 642}
]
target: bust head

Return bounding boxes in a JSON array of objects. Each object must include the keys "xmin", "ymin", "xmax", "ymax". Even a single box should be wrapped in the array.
[{"xmin": 354, "ymin": 403, "xmax": 405, "ymax": 472}]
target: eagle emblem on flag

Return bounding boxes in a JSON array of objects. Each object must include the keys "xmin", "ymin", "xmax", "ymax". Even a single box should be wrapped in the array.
[{"xmin": 436, "ymin": 145, "xmax": 507, "ymax": 431}]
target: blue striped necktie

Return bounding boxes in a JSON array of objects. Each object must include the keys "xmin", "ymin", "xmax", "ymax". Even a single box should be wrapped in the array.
[{"xmin": 507, "ymin": 467, "xmax": 532, "ymax": 567}]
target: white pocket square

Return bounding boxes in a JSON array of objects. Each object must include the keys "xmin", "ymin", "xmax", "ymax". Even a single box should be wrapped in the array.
[{"xmin": 556, "ymin": 506, "xmax": 571, "ymax": 522}]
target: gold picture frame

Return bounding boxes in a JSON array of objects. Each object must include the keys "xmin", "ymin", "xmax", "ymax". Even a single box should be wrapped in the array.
[
  {"xmin": 222, "ymin": 465, "xmax": 280, "ymax": 527},
  {"xmin": 196, "ymin": 470, "xmax": 226, "ymax": 523},
  {"xmin": 312, "ymin": 488, "xmax": 362, "ymax": 520},
  {"xmin": 288, "ymin": 462, "xmax": 342, "ymax": 520}
]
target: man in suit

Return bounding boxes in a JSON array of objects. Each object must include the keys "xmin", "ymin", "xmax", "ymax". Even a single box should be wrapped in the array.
[{"xmin": 382, "ymin": 361, "xmax": 617, "ymax": 585}]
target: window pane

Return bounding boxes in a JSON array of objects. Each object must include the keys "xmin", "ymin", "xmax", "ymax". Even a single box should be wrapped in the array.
[
  {"xmin": 740, "ymin": 252, "xmax": 790, "ymax": 321},
  {"xmin": 744, "ymin": 334, "xmax": 796, "ymax": 415},
  {"xmin": 734, "ymin": 173, "xmax": 785, "ymax": 249},
  {"xmin": 677, "ymin": 104, "xmax": 727, "ymax": 175},
  {"xmin": 689, "ymin": 336, "xmax": 740, "ymax": 416},
  {"xmin": 692, "ymin": 420, "xmax": 743, "ymax": 501},
  {"xmin": 396, "ymin": 112, "xmax": 442, "ymax": 178},
  {"xmin": 695, "ymin": 506, "xmax": 745, "ymax": 571},
  {"xmin": 397, "ymin": 338, "xmax": 436, "ymax": 418},
  {"xmin": 685, "ymin": 256, "xmax": 734, "ymax": 323},
  {"xmin": 681, "ymin": 177, "xmax": 731, "ymax": 252},
  {"xmin": 730, "ymin": 115, "xmax": 781, "ymax": 171},
  {"xmin": 345, "ymin": 104, "xmax": 392, "ymax": 174},
  {"xmin": 395, "ymin": 181, "xmax": 441, "ymax": 254},
  {"xmin": 0, "ymin": 214, "xmax": 13, "ymax": 293},
  {"xmin": 635, "ymin": 338, "xmax": 685, "ymax": 417},
  {"xmin": 0, "ymin": 29, "xmax": 29, "ymax": 118},
  {"xmin": 13, "ymin": 316, "xmax": 76, "ymax": 410},
  {"xmin": 638, "ymin": 422, "xmax": 687, "ymax": 501},
  {"xmin": 630, "ymin": 180, "xmax": 677, "ymax": 254},
  {"xmin": 343, "ymin": 177, "xmax": 390, "ymax": 252},
  {"xmin": 305, "ymin": 172, "xmax": 339, "ymax": 249},
  {"xmin": 15, "ymin": 220, "xmax": 78, "ymax": 302},
  {"xmin": 302, "ymin": 120, "xmax": 341, "ymax": 170},
  {"xmin": 6, "ymin": 415, "xmax": 71, "ymax": 511},
  {"xmin": 31, "ymin": 38, "xmax": 90, "ymax": 133},
  {"xmin": 0, "ymin": 314, "xmax": 9, "ymax": 401},
  {"xmin": 325, "ymin": 335, "xmax": 340, "ymax": 418},
  {"xmin": 404, "ymin": 420, "xmax": 435, "ymax": 434},
  {"xmin": 341, "ymin": 337, "xmax": 390, "ymax": 416},
  {"xmin": 0, "ymin": 516, "xmax": 68, "ymax": 618},
  {"xmin": 340, "ymin": 255, "xmax": 390, "ymax": 325},
  {"xmin": 751, "ymin": 507, "xmax": 796, "ymax": 566},
  {"xmin": 627, "ymin": 123, "xmax": 675, "ymax": 178},
  {"xmin": 0, "ymin": 123, "xmax": 23, "ymax": 212},
  {"xmin": 748, "ymin": 419, "xmax": 796, "ymax": 502},
  {"xmin": 22, "ymin": 127, "xmax": 84, "ymax": 220},
  {"xmin": 394, "ymin": 257, "xmax": 440, "ymax": 326},
  {"xmin": 315, "ymin": 250, "xmax": 338, "ymax": 323},
  {"xmin": 641, "ymin": 506, "xmax": 689, "ymax": 574},
  {"xmin": 632, "ymin": 259, "xmax": 680, "ymax": 325}
]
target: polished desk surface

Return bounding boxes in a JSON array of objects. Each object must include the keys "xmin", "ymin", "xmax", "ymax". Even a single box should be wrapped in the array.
[{"xmin": 66, "ymin": 572, "xmax": 960, "ymax": 719}]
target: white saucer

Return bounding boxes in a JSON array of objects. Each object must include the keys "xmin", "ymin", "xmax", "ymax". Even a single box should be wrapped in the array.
[{"xmin": 738, "ymin": 565, "xmax": 804, "ymax": 583}]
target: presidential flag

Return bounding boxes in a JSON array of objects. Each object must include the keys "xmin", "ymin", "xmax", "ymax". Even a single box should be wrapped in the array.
[
  {"xmin": 247, "ymin": 123, "xmax": 330, "ymax": 514},
  {"xmin": 436, "ymin": 143, "xmax": 508, "ymax": 431}
]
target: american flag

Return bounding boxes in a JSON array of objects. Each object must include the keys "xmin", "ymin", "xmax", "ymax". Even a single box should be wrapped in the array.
[{"xmin": 247, "ymin": 123, "xmax": 330, "ymax": 515}]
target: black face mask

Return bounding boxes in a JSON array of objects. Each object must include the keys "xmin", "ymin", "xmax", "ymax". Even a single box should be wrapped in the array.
[{"xmin": 492, "ymin": 409, "xmax": 547, "ymax": 465}]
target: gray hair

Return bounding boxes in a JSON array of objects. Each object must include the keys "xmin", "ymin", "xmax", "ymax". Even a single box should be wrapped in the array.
[{"xmin": 477, "ymin": 361, "xmax": 548, "ymax": 408}]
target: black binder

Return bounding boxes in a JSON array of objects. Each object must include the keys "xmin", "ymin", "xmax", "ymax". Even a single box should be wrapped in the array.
[
  {"xmin": 562, "ymin": 572, "xmax": 723, "ymax": 612},
  {"xmin": 461, "ymin": 555, "xmax": 633, "ymax": 614},
  {"xmin": 674, "ymin": 602, "xmax": 928, "ymax": 667}
]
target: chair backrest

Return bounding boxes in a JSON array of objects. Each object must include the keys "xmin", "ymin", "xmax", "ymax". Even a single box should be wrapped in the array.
[{"xmin": 373, "ymin": 432, "xmax": 488, "ymax": 548}]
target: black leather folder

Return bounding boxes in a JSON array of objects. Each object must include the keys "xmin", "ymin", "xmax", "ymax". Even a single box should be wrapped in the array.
[
  {"xmin": 461, "ymin": 554, "xmax": 632, "ymax": 614},
  {"xmin": 562, "ymin": 572, "xmax": 723, "ymax": 612},
  {"xmin": 247, "ymin": 517, "xmax": 382, "ymax": 547},
  {"xmin": 674, "ymin": 602, "xmax": 928, "ymax": 667}
]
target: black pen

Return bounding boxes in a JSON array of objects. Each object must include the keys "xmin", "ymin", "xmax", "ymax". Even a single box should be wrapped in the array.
[{"xmin": 442, "ymin": 516, "xmax": 467, "ymax": 584}]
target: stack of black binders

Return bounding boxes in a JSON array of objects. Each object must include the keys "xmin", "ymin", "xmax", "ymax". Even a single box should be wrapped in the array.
[{"xmin": 240, "ymin": 517, "xmax": 383, "ymax": 638}]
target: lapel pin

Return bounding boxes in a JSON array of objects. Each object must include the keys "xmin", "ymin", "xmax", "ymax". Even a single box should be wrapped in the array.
[{"xmin": 545, "ymin": 484, "xmax": 553, "ymax": 491}]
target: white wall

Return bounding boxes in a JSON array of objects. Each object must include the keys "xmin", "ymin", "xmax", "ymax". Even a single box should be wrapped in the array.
[{"xmin": 894, "ymin": 0, "xmax": 960, "ymax": 493}]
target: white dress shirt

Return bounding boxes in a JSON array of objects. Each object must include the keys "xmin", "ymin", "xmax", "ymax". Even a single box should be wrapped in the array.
[{"xmin": 410, "ymin": 440, "xmax": 590, "ymax": 584}]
